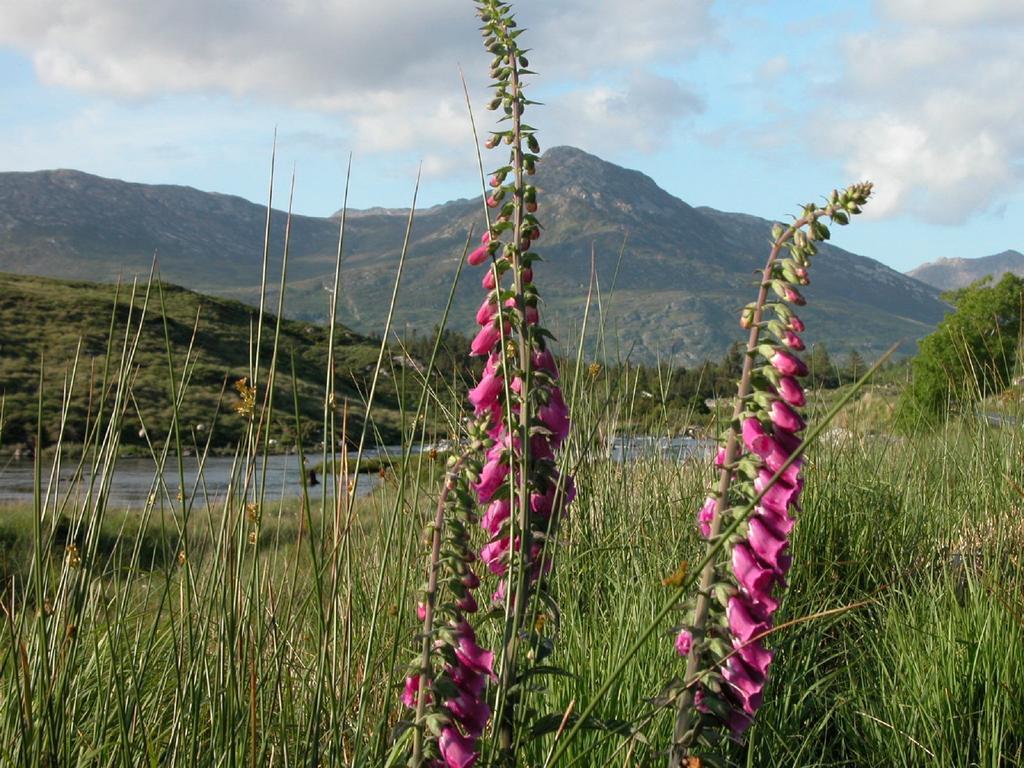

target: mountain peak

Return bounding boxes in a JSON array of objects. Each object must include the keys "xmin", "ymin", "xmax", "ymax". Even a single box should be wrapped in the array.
[
  {"xmin": 542, "ymin": 145, "xmax": 608, "ymax": 167},
  {"xmin": 537, "ymin": 145, "xmax": 696, "ymax": 226},
  {"xmin": 908, "ymin": 249, "xmax": 1024, "ymax": 291},
  {"xmin": 542, "ymin": 146, "xmax": 671, "ymax": 193}
]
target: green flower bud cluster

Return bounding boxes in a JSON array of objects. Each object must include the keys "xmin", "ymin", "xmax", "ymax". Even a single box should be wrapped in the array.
[{"xmin": 477, "ymin": 0, "xmax": 541, "ymax": 243}]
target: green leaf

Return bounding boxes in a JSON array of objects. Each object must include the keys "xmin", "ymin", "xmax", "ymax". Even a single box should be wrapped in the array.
[
  {"xmin": 382, "ymin": 724, "xmax": 413, "ymax": 768},
  {"xmin": 423, "ymin": 712, "xmax": 448, "ymax": 737}
]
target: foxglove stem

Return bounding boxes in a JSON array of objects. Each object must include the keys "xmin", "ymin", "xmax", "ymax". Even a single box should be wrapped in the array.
[
  {"xmin": 473, "ymin": 4, "xmax": 574, "ymax": 759},
  {"xmin": 411, "ymin": 456, "xmax": 468, "ymax": 766},
  {"xmin": 671, "ymin": 225, "xmax": 798, "ymax": 761},
  {"xmin": 405, "ymin": 447, "xmax": 492, "ymax": 767},
  {"xmin": 497, "ymin": 49, "xmax": 534, "ymax": 758},
  {"xmin": 671, "ymin": 188, "xmax": 872, "ymax": 765},
  {"xmin": 475, "ymin": 1, "xmax": 535, "ymax": 754}
]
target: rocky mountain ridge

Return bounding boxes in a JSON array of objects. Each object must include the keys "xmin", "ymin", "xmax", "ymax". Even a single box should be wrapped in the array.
[
  {"xmin": 907, "ymin": 249, "xmax": 1024, "ymax": 292},
  {"xmin": 0, "ymin": 147, "xmax": 952, "ymax": 362}
]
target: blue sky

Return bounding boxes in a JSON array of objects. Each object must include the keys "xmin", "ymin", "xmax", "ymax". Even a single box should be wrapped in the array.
[{"xmin": 0, "ymin": 0, "xmax": 1020, "ymax": 272}]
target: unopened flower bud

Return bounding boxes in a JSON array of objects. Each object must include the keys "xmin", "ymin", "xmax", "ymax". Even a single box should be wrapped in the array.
[{"xmin": 785, "ymin": 286, "xmax": 806, "ymax": 306}]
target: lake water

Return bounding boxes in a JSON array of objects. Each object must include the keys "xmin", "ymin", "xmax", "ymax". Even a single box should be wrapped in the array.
[
  {"xmin": 0, "ymin": 453, "xmax": 383, "ymax": 507},
  {"xmin": 0, "ymin": 438, "xmax": 715, "ymax": 507},
  {"xmin": 606, "ymin": 435, "xmax": 716, "ymax": 463}
]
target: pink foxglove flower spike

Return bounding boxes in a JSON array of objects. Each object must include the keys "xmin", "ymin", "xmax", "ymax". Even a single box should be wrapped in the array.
[
  {"xmin": 402, "ymin": 457, "xmax": 493, "ymax": 768},
  {"xmin": 667, "ymin": 182, "xmax": 873, "ymax": 765},
  {"xmin": 464, "ymin": 0, "xmax": 577, "ymax": 756},
  {"xmin": 403, "ymin": 3, "xmax": 574, "ymax": 764}
]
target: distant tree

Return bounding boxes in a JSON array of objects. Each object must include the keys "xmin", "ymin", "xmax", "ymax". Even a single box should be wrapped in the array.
[
  {"xmin": 719, "ymin": 341, "xmax": 744, "ymax": 380},
  {"xmin": 901, "ymin": 273, "xmax": 1023, "ymax": 420},
  {"xmin": 844, "ymin": 348, "xmax": 865, "ymax": 382},
  {"xmin": 808, "ymin": 342, "xmax": 837, "ymax": 388}
]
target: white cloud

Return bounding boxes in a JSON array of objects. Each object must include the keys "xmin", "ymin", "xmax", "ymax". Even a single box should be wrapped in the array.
[
  {"xmin": 825, "ymin": 11, "xmax": 1024, "ymax": 224},
  {"xmin": 0, "ymin": 0, "xmax": 717, "ymax": 158},
  {"xmin": 528, "ymin": 0, "xmax": 716, "ymax": 75},
  {"xmin": 1, "ymin": 1, "xmax": 466, "ymax": 99},
  {"xmin": 757, "ymin": 55, "xmax": 789, "ymax": 81},
  {"xmin": 545, "ymin": 72, "xmax": 704, "ymax": 155},
  {"xmin": 341, "ymin": 92, "xmax": 469, "ymax": 154},
  {"xmin": 879, "ymin": 0, "xmax": 1024, "ymax": 26}
]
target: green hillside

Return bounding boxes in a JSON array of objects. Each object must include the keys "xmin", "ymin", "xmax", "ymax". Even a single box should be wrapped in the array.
[{"xmin": 0, "ymin": 272, "xmax": 406, "ymax": 453}]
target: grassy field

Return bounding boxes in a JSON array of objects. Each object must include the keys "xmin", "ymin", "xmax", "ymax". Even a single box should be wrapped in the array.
[
  {"xmin": 0, "ymin": 156, "xmax": 1020, "ymax": 767},
  {"xmin": 1, "ymin": 323, "xmax": 1022, "ymax": 767}
]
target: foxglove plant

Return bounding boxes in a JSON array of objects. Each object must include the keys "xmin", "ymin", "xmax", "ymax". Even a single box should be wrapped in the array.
[
  {"xmin": 667, "ymin": 183, "xmax": 873, "ymax": 764},
  {"xmin": 401, "ymin": 2, "xmax": 573, "ymax": 764},
  {"xmin": 404, "ymin": 453, "xmax": 494, "ymax": 768},
  {"xmin": 471, "ymin": 0, "xmax": 576, "ymax": 753}
]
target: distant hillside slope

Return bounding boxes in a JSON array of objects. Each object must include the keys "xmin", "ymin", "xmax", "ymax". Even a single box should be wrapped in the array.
[
  {"xmin": 907, "ymin": 250, "xmax": 1024, "ymax": 292},
  {"xmin": 0, "ymin": 148, "xmax": 951, "ymax": 362},
  {"xmin": 0, "ymin": 272, "xmax": 405, "ymax": 450}
]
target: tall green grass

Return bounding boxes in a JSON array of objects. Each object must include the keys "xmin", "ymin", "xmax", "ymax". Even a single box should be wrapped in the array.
[
  {"xmin": 3, "ymin": 279, "xmax": 1022, "ymax": 766},
  {"xmin": 2, "ymin": 174, "xmax": 1022, "ymax": 767}
]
